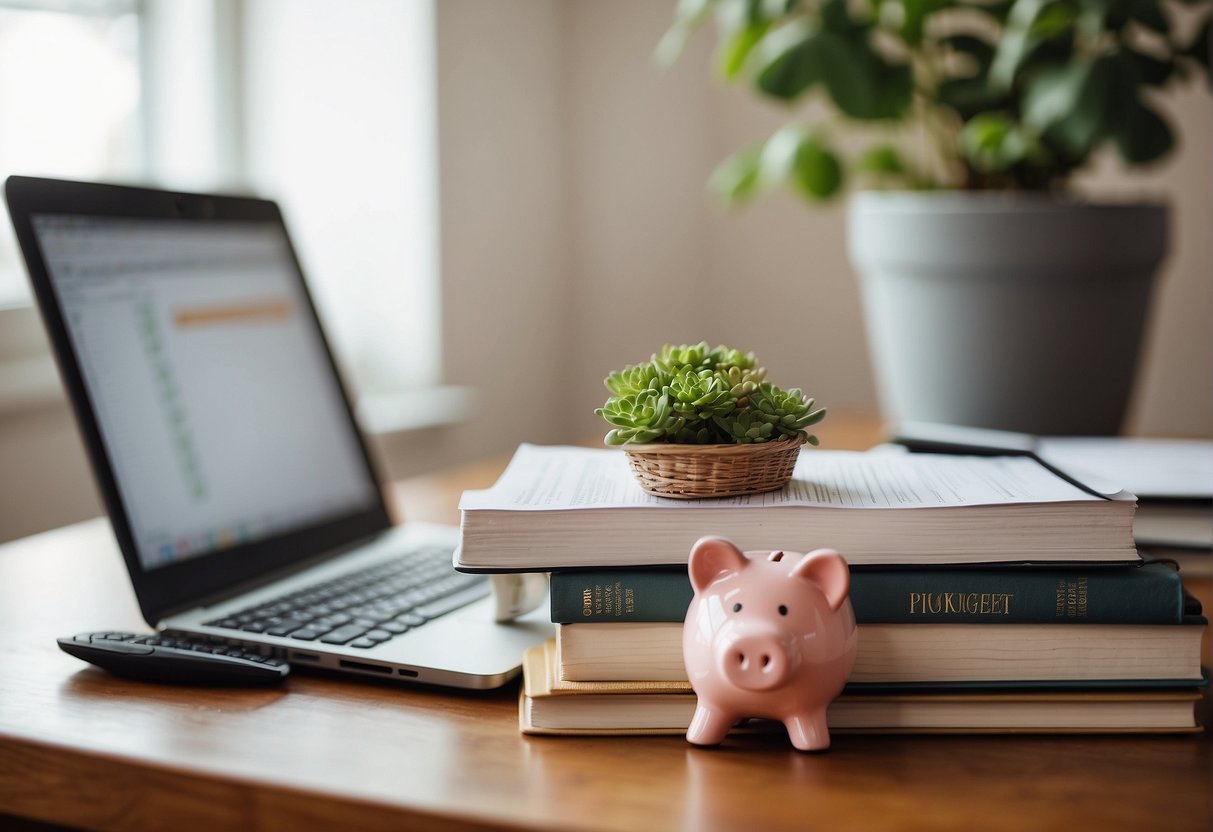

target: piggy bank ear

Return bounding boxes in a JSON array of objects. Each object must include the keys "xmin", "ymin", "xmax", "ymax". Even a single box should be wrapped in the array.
[
  {"xmin": 790, "ymin": 548, "xmax": 850, "ymax": 611},
  {"xmin": 688, "ymin": 536, "xmax": 748, "ymax": 593}
]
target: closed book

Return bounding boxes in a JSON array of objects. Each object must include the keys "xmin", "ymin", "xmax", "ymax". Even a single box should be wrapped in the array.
[
  {"xmin": 554, "ymin": 619, "xmax": 1208, "ymax": 684},
  {"xmin": 520, "ymin": 642, "xmax": 1202, "ymax": 735},
  {"xmin": 549, "ymin": 558, "xmax": 1192, "ymax": 625},
  {"xmin": 456, "ymin": 445, "xmax": 1137, "ymax": 571}
]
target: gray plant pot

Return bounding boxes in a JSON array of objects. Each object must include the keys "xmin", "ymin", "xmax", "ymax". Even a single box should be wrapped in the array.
[{"xmin": 847, "ymin": 192, "xmax": 1168, "ymax": 436}]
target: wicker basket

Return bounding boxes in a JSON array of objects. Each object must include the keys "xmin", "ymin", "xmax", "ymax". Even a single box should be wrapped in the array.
[{"xmin": 621, "ymin": 438, "xmax": 804, "ymax": 499}]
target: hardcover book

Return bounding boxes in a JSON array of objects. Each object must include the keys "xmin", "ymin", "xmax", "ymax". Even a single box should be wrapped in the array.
[
  {"xmin": 520, "ymin": 642, "xmax": 1202, "ymax": 735},
  {"xmin": 456, "ymin": 445, "xmax": 1137, "ymax": 571},
  {"xmin": 548, "ymin": 557, "xmax": 1193, "ymax": 625},
  {"xmin": 554, "ymin": 619, "xmax": 1207, "ymax": 684}
]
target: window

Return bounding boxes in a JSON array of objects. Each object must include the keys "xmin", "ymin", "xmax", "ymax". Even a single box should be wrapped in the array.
[
  {"xmin": 0, "ymin": 0, "xmax": 440, "ymax": 401},
  {"xmin": 0, "ymin": 0, "xmax": 142, "ymax": 305},
  {"xmin": 240, "ymin": 0, "xmax": 441, "ymax": 396}
]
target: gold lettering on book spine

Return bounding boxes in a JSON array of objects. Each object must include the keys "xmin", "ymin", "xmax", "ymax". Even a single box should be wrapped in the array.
[
  {"xmin": 908, "ymin": 591, "xmax": 1014, "ymax": 617},
  {"xmin": 1054, "ymin": 576, "xmax": 1089, "ymax": 620}
]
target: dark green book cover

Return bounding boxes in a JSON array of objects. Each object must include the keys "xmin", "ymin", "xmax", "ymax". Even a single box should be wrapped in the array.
[{"xmin": 549, "ymin": 557, "xmax": 1192, "ymax": 625}]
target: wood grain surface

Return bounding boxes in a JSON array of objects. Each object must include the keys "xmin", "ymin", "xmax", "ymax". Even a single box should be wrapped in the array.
[{"xmin": 1, "ymin": 412, "xmax": 1209, "ymax": 832}]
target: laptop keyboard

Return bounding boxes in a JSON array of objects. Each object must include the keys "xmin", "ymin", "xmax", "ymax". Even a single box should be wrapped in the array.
[{"xmin": 203, "ymin": 545, "xmax": 489, "ymax": 649}]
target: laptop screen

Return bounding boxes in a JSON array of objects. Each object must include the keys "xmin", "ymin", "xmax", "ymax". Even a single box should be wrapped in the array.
[{"xmin": 31, "ymin": 214, "xmax": 381, "ymax": 571}]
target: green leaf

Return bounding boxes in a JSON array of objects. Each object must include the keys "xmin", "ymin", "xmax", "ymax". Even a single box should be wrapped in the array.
[
  {"xmin": 709, "ymin": 146, "xmax": 764, "ymax": 202},
  {"xmin": 713, "ymin": 0, "xmax": 760, "ymax": 31},
  {"xmin": 938, "ymin": 76, "xmax": 1004, "ymax": 120},
  {"xmin": 759, "ymin": 125, "xmax": 808, "ymax": 183},
  {"xmin": 1030, "ymin": 2, "xmax": 1078, "ymax": 36},
  {"xmin": 816, "ymin": 32, "xmax": 914, "ymax": 119},
  {"xmin": 719, "ymin": 22, "xmax": 771, "ymax": 78},
  {"xmin": 754, "ymin": 23, "xmax": 912, "ymax": 118},
  {"xmin": 1022, "ymin": 62, "xmax": 1087, "ymax": 130},
  {"xmin": 758, "ymin": 127, "xmax": 843, "ymax": 200},
  {"xmin": 990, "ymin": 0, "xmax": 1049, "ymax": 89},
  {"xmin": 791, "ymin": 137, "xmax": 844, "ymax": 199},
  {"xmin": 899, "ymin": 0, "xmax": 946, "ymax": 45},
  {"xmin": 959, "ymin": 112, "xmax": 1029, "ymax": 171},
  {"xmin": 753, "ymin": 21, "xmax": 822, "ymax": 101},
  {"xmin": 1024, "ymin": 53, "xmax": 1136, "ymax": 160},
  {"xmin": 857, "ymin": 144, "xmax": 904, "ymax": 175},
  {"xmin": 1113, "ymin": 103, "xmax": 1175, "ymax": 163}
]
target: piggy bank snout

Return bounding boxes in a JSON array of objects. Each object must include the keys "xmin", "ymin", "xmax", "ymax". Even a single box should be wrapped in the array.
[{"xmin": 717, "ymin": 631, "xmax": 789, "ymax": 691}]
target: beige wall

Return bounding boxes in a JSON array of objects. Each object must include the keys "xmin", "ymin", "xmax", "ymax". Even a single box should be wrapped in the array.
[
  {"xmin": 433, "ymin": 0, "xmax": 571, "ymax": 462},
  {"xmin": 1, "ymin": 0, "xmax": 1208, "ymax": 542},
  {"xmin": 0, "ymin": 308, "xmax": 102, "ymax": 542},
  {"xmin": 0, "ymin": 401, "xmax": 102, "ymax": 541}
]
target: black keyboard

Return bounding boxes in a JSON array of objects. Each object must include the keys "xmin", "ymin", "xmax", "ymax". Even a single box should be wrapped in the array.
[{"xmin": 204, "ymin": 545, "xmax": 489, "ymax": 649}]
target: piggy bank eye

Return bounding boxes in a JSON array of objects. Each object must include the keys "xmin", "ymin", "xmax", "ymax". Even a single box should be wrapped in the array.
[
  {"xmin": 732, "ymin": 602, "xmax": 742, "ymax": 613},
  {"xmin": 778, "ymin": 605, "xmax": 788, "ymax": 616}
]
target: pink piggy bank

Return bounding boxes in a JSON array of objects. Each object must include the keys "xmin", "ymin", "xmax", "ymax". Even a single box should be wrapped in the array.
[{"xmin": 683, "ymin": 536, "xmax": 858, "ymax": 751}]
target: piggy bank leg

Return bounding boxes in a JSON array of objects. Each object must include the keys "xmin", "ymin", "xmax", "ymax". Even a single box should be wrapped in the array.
[
  {"xmin": 785, "ymin": 710, "xmax": 831, "ymax": 752},
  {"xmin": 686, "ymin": 703, "xmax": 737, "ymax": 747}
]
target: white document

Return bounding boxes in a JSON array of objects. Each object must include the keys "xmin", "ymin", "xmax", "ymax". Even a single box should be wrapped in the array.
[
  {"xmin": 459, "ymin": 444, "xmax": 1106, "ymax": 513},
  {"xmin": 1036, "ymin": 437, "xmax": 1213, "ymax": 500}
]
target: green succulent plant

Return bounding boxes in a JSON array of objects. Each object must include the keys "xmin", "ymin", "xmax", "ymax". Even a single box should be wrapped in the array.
[
  {"xmin": 713, "ymin": 409, "xmax": 778, "ymax": 443},
  {"xmin": 605, "ymin": 362, "xmax": 671, "ymax": 396},
  {"xmin": 596, "ymin": 342, "xmax": 826, "ymax": 445},
  {"xmin": 668, "ymin": 367, "xmax": 738, "ymax": 420},
  {"xmin": 748, "ymin": 382, "xmax": 828, "ymax": 443},
  {"xmin": 707, "ymin": 345, "xmax": 760, "ymax": 370},
  {"xmin": 715, "ymin": 363, "xmax": 767, "ymax": 400},
  {"xmin": 599, "ymin": 388, "xmax": 685, "ymax": 445},
  {"xmin": 654, "ymin": 342, "xmax": 714, "ymax": 372}
]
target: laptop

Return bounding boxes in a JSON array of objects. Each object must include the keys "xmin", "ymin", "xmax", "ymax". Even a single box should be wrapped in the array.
[{"xmin": 5, "ymin": 175, "xmax": 551, "ymax": 689}]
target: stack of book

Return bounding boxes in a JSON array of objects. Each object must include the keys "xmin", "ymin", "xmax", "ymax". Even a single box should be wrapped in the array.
[{"xmin": 457, "ymin": 444, "xmax": 1206, "ymax": 735}]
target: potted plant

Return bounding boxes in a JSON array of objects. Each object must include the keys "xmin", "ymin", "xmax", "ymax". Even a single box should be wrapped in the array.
[
  {"xmin": 659, "ymin": 0, "xmax": 1210, "ymax": 435},
  {"xmin": 597, "ymin": 342, "xmax": 826, "ymax": 498}
]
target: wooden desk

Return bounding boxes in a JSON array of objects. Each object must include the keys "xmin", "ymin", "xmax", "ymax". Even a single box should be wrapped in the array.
[{"xmin": 1, "ymin": 416, "xmax": 1209, "ymax": 831}]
